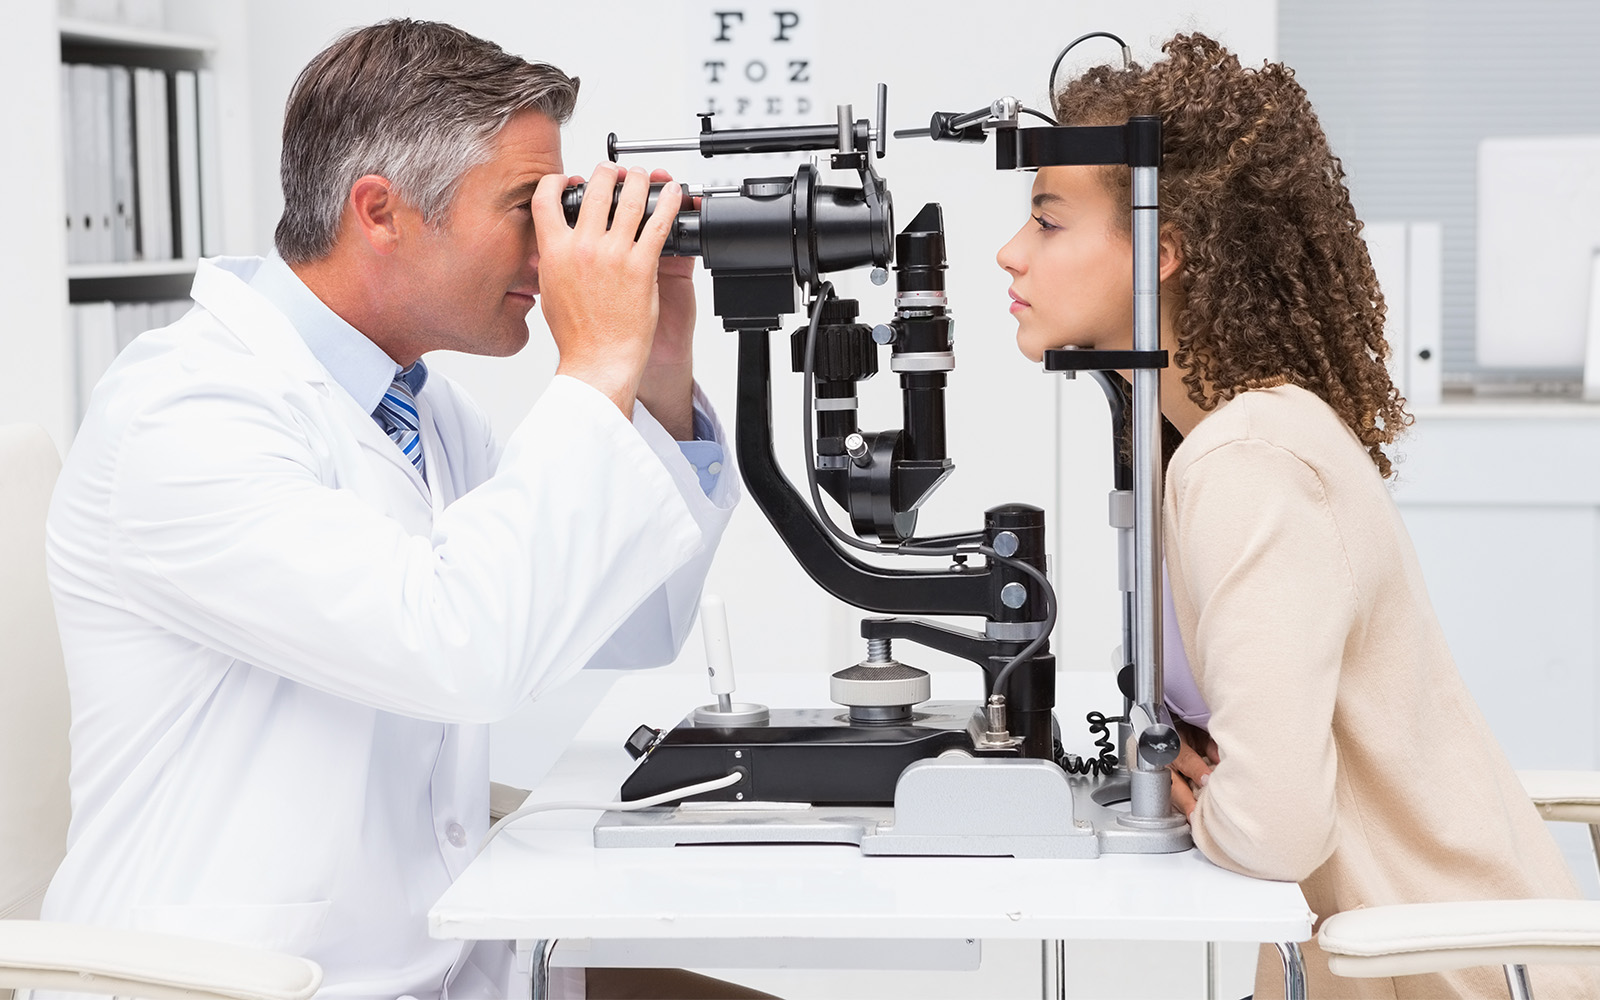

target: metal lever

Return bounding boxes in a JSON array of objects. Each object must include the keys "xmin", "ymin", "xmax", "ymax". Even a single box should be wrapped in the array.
[
  {"xmin": 703, "ymin": 594, "xmax": 735, "ymax": 712},
  {"xmin": 875, "ymin": 82, "xmax": 888, "ymax": 157},
  {"xmin": 691, "ymin": 596, "xmax": 770, "ymax": 727}
]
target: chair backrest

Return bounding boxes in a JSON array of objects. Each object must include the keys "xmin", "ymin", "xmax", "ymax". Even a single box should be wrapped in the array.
[{"xmin": 0, "ymin": 424, "xmax": 70, "ymax": 921}]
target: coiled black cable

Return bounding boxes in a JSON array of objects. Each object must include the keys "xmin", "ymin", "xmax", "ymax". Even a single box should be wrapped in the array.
[{"xmin": 1059, "ymin": 710, "xmax": 1128, "ymax": 777}]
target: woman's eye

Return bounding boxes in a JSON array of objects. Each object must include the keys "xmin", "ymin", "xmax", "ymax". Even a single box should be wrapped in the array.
[{"xmin": 1032, "ymin": 214, "xmax": 1058, "ymax": 232}]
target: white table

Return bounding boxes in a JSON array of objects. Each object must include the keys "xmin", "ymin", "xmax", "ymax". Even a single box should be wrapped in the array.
[{"xmin": 434, "ymin": 673, "xmax": 1315, "ymax": 998}]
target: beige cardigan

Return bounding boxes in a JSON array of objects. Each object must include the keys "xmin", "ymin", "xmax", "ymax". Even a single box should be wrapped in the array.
[{"xmin": 1164, "ymin": 385, "xmax": 1595, "ymax": 999}]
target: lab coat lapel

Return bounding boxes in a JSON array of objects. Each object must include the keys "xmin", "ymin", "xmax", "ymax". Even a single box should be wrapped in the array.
[{"xmin": 191, "ymin": 258, "xmax": 433, "ymax": 508}]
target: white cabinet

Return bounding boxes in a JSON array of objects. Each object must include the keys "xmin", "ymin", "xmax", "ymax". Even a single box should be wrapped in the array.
[{"xmin": 1394, "ymin": 402, "xmax": 1600, "ymax": 895}]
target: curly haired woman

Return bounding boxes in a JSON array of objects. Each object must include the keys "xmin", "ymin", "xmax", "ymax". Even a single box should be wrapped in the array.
[{"xmin": 998, "ymin": 32, "xmax": 1597, "ymax": 998}]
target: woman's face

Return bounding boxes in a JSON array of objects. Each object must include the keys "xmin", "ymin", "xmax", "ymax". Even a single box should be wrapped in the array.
[{"xmin": 996, "ymin": 165, "xmax": 1135, "ymax": 362}]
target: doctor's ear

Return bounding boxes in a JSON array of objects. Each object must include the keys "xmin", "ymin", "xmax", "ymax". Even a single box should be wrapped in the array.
[{"xmin": 347, "ymin": 174, "xmax": 402, "ymax": 255}]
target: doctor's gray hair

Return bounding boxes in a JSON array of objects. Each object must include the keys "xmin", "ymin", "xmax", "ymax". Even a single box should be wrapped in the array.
[{"xmin": 274, "ymin": 19, "xmax": 579, "ymax": 263}]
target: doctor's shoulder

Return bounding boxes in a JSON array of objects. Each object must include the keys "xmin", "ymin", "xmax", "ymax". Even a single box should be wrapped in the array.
[{"xmin": 84, "ymin": 309, "xmax": 334, "ymax": 462}]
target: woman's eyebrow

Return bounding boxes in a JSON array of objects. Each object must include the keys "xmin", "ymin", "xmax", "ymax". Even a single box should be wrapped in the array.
[{"xmin": 1032, "ymin": 192, "xmax": 1065, "ymax": 209}]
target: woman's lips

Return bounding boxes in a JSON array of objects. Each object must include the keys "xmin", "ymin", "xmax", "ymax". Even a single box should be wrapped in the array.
[{"xmin": 1008, "ymin": 289, "xmax": 1029, "ymax": 314}]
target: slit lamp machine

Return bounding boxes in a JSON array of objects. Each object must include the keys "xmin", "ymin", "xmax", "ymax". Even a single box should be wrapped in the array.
[{"xmin": 550, "ymin": 40, "xmax": 1191, "ymax": 859}]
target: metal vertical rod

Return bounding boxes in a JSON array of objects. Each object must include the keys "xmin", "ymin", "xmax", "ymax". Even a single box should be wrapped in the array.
[
  {"xmin": 1588, "ymin": 823, "xmax": 1600, "ymax": 884},
  {"xmin": 1129, "ymin": 163, "xmax": 1168, "ymax": 814},
  {"xmin": 1206, "ymin": 941, "xmax": 1218, "ymax": 1000},
  {"xmin": 1039, "ymin": 939, "xmax": 1066, "ymax": 1000},
  {"xmin": 1276, "ymin": 941, "xmax": 1307, "ymax": 1000},
  {"xmin": 1505, "ymin": 963, "xmax": 1535, "ymax": 1000},
  {"xmin": 529, "ymin": 938, "xmax": 555, "ymax": 1000}
]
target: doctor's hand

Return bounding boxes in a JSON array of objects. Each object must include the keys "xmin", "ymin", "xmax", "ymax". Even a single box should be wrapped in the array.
[
  {"xmin": 1169, "ymin": 720, "xmax": 1220, "ymax": 819},
  {"xmin": 531, "ymin": 163, "xmax": 681, "ymax": 418},
  {"xmin": 636, "ymin": 168, "xmax": 698, "ymax": 441}
]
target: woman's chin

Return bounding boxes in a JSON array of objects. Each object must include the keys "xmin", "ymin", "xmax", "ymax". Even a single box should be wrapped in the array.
[{"xmin": 1015, "ymin": 330, "xmax": 1050, "ymax": 364}]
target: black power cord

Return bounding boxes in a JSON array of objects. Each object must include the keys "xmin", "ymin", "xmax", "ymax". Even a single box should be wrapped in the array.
[{"xmin": 1059, "ymin": 710, "xmax": 1129, "ymax": 777}]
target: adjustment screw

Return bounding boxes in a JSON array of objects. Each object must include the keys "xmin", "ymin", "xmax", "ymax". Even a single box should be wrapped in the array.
[
  {"xmin": 993, "ymin": 531, "xmax": 1020, "ymax": 557},
  {"xmin": 845, "ymin": 433, "xmax": 871, "ymax": 467},
  {"xmin": 1001, "ymin": 582, "xmax": 1028, "ymax": 609},
  {"xmin": 871, "ymin": 323, "xmax": 896, "ymax": 345},
  {"xmin": 870, "ymin": 267, "xmax": 889, "ymax": 286},
  {"xmin": 1138, "ymin": 724, "xmax": 1181, "ymax": 768}
]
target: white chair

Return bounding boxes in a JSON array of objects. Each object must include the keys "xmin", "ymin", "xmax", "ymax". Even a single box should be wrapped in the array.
[
  {"xmin": 1317, "ymin": 771, "xmax": 1600, "ymax": 999},
  {"xmin": 0, "ymin": 423, "xmax": 322, "ymax": 1000}
]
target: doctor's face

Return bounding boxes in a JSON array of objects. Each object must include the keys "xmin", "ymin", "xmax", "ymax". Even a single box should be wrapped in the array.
[
  {"xmin": 395, "ymin": 109, "xmax": 562, "ymax": 358},
  {"xmin": 995, "ymin": 165, "xmax": 1135, "ymax": 362}
]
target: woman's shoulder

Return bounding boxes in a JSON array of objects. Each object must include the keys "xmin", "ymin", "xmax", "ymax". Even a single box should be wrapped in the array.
[{"xmin": 1171, "ymin": 384, "xmax": 1371, "ymax": 484}]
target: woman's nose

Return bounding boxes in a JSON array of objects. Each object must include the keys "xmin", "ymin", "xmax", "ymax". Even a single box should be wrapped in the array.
[{"xmin": 996, "ymin": 228, "xmax": 1026, "ymax": 275}]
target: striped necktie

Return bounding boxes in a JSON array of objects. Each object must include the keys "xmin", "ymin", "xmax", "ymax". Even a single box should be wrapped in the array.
[{"xmin": 374, "ymin": 372, "xmax": 426, "ymax": 480}]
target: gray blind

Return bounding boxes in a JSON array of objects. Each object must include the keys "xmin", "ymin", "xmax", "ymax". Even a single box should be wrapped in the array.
[{"xmin": 1279, "ymin": 0, "xmax": 1600, "ymax": 379}]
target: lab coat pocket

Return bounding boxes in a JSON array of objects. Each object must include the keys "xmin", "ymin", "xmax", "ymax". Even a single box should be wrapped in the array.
[{"xmin": 131, "ymin": 899, "xmax": 332, "ymax": 955}]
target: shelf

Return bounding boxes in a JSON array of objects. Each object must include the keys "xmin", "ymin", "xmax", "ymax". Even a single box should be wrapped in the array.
[
  {"xmin": 67, "ymin": 260, "xmax": 198, "ymax": 280},
  {"xmin": 58, "ymin": 17, "xmax": 216, "ymax": 53}
]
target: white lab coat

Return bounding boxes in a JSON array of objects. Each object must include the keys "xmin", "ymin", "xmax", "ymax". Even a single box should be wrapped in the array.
[{"xmin": 39, "ymin": 257, "xmax": 737, "ymax": 998}]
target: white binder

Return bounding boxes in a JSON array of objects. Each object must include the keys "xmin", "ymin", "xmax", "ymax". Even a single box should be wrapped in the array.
[{"xmin": 173, "ymin": 69, "xmax": 200, "ymax": 261}]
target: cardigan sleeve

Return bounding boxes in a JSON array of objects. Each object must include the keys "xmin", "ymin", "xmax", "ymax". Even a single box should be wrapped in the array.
[{"xmin": 1173, "ymin": 437, "xmax": 1358, "ymax": 882}]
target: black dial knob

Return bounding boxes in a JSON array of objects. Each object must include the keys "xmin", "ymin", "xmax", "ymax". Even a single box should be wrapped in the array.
[{"xmin": 624, "ymin": 724, "xmax": 662, "ymax": 761}]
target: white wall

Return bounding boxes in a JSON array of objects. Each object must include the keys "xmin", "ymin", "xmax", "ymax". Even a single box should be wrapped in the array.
[{"xmin": 236, "ymin": 1, "xmax": 1276, "ymax": 701}]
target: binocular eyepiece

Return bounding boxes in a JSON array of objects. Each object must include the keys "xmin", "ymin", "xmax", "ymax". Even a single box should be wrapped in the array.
[
  {"xmin": 559, "ymin": 168, "xmax": 893, "ymax": 284},
  {"xmin": 559, "ymin": 181, "xmax": 695, "ymax": 253}
]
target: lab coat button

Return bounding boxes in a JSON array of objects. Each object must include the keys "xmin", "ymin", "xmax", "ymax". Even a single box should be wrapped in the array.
[
  {"xmin": 707, "ymin": 462, "xmax": 722, "ymax": 476},
  {"xmin": 446, "ymin": 822, "xmax": 467, "ymax": 848}
]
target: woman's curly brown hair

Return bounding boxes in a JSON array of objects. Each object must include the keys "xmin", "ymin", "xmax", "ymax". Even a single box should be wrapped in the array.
[{"xmin": 1056, "ymin": 33, "xmax": 1411, "ymax": 476}]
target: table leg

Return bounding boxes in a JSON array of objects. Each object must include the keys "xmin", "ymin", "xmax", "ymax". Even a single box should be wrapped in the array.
[
  {"xmin": 1206, "ymin": 941, "xmax": 1217, "ymax": 1000},
  {"xmin": 1038, "ymin": 940, "xmax": 1066, "ymax": 1000},
  {"xmin": 528, "ymin": 938, "xmax": 556, "ymax": 1000},
  {"xmin": 1504, "ymin": 963, "xmax": 1534, "ymax": 1000},
  {"xmin": 1276, "ymin": 941, "xmax": 1306, "ymax": 1000}
]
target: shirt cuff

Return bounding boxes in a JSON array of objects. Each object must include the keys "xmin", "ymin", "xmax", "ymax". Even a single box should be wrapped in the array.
[{"xmin": 677, "ymin": 405, "xmax": 724, "ymax": 496}]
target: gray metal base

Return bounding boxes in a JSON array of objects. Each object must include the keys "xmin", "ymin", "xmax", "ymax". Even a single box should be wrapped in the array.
[{"xmin": 595, "ymin": 756, "xmax": 1192, "ymax": 858}]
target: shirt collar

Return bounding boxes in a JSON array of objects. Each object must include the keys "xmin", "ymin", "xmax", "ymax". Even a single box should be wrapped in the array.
[{"xmin": 247, "ymin": 255, "xmax": 428, "ymax": 414}]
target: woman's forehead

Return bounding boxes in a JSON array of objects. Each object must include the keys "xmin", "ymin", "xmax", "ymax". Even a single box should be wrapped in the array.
[{"xmin": 1032, "ymin": 165, "xmax": 1112, "ymax": 208}]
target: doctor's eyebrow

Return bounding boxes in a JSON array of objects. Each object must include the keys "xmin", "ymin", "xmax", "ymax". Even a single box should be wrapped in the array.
[{"xmin": 505, "ymin": 179, "xmax": 543, "ymax": 206}]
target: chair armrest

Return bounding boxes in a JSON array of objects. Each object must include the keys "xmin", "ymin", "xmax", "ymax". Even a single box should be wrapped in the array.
[
  {"xmin": 0, "ymin": 920, "xmax": 321, "ymax": 1000},
  {"xmin": 1319, "ymin": 900, "xmax": 1600, "ymax": 978},
  {"xmin": 490, "ymin": 781, "xmax": 531, "ymax": 823},
  {"xmin": 1519, "ymin": 770, "xmax": 1600, "ymax": 824}
]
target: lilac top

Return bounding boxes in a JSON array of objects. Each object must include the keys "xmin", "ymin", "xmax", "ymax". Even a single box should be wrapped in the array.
[{"xmin": 1163, "ymin": 561, "xmax": 1212, "ymax": 728}]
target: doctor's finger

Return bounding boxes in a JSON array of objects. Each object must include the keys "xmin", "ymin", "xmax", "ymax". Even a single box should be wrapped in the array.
[
  {"xmin": 634, "ymin": 180, "xmax": 681, "ymax": 259},
  {"xmin": 650, "ymin": 167, "xmax": 699, "ymax": 209},
  {"xmin": 529, "ymin": 172, "xmax": 576, "ymax": 246},
  {"xmin": 573, "ymin": 161, "xmax": 622, "ymax": 238},
  {"xmin": 607, "ymin": 166, "xmax": 652, "ymax": 247}
]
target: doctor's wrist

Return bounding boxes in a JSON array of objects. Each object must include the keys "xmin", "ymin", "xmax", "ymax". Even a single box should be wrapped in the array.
[{"xmin": 556, "ymin": 361, "xmax": 639, "ymax": 419}]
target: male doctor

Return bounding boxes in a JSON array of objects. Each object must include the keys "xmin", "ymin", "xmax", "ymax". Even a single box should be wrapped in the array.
[{"xmin": 41, "ymin": 19, "xmax": 744, "ymax": 1000}]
